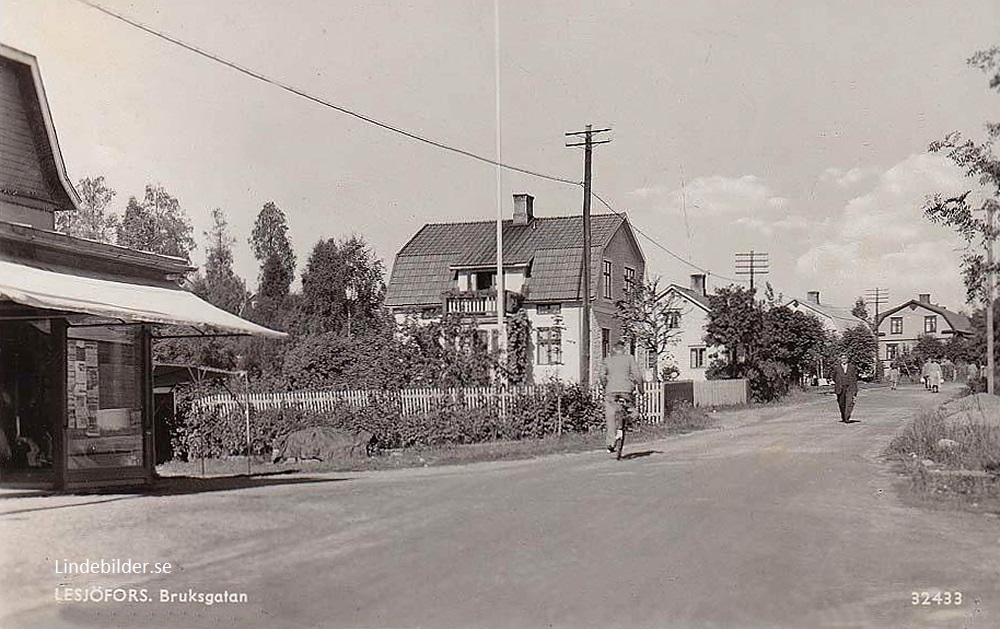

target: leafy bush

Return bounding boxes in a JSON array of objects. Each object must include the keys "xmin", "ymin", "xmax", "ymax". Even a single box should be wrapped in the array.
[
  {"xmin": 172, "ymin": 380, "xmax": 607, "ymax": 461},
  {"xmin": 745, "ymin": 359, "xmax": 791, "ymax": 403}
]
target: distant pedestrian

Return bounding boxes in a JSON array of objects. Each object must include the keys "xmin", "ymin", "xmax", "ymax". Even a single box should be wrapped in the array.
[
  {"xmin": 832, "ymin": 353, "xmax": 860, "ymax": 423},
  {"xmin": 968, "ymin": 362, "xmax": 980, "ymax": 382},
  {"xmin": 928, "ymin": 360, "xmax": 943, "ymax": 393},
  {"xmin": 921, "ymin": 360, "xmax": 931, "ymax": 390},
  {"xmin": 888, "ymin": 365, "xmax": 900, "ymax": 390}
]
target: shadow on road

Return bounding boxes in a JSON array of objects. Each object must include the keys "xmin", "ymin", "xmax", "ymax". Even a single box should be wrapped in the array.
[
  {"xmin": 621, "ymin": 450, "xmax": 662, "ymax": 460},
  {"xmin": 0, "ymin": 472, "xmax": 350, "ymax": 516}
]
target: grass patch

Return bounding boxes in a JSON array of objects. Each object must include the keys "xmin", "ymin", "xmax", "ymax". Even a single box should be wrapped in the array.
[
  {"xmin": 886, "ymin": 402, "xmax": 1000, "ymax": 511},
  {"xmin": 159, "ymin": 404, "xmax": 717, "ymax": 478}
]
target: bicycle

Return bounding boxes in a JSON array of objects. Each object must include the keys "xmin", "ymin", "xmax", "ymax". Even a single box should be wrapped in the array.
[{"xmin": 611, "ymin": 392, "xmax": 637, "ymax": 460}]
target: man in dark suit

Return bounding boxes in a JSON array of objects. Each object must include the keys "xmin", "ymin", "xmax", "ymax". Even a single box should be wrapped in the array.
[{"xmin": 832, "ymin": 353, "xmax": 859, "ymax": 423}]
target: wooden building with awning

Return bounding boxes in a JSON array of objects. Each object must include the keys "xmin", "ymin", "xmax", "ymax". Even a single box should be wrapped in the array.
[{"xmin": 0, "ymin": 44, "xmax": 284, "ymax": 489}]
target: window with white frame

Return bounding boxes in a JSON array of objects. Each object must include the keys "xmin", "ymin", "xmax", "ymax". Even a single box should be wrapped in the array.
[
  {"xmin": 666, "ymin": 309, "xmax": 681, "ymax": 329},
  {"xmin": 924, "ymin": 315, "xmax": 937, "ymax": 334},
  {"xmin": 602, "ymin": 260, "xmax": 612, "ymax": 299},
  {"xmin": 890, "ymin": 317, "xmax": 903, "ymax": 334},
  {"xmin": 623, "ymin": 266, "xmax": 636, "ymax": 297},
  {"xmin": 690, "ymin": 347, "xmax": 706, "ymax": 369},
  {"xmin": 537, "ymin": 327, "xmax": 562, "ymax": 365},
  {"xmin": 536, "ymin": 303, "xmax": 561, "ymax": 315},
  {"xmin": 886, "ymin": 343, "xmax": 898, "ymax": 360}
]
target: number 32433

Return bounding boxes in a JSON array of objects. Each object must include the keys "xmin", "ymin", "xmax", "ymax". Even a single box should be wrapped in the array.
[{"xmin": 911, "ymin": 591, "xmax": 962, "ymax": 605}]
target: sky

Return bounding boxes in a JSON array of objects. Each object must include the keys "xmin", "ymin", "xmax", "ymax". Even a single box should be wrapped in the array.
[{"xmin": 3, "ymin": 0, "xmax": 999, "ymax": 313}]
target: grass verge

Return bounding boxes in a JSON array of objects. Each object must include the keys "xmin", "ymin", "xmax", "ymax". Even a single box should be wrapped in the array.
[
  {"xmin": 885, "ymin": 400, "xmax": 1000, "ymax": 513},
  {"xmin": 158, "ymin": 403, "xmax": 717, "ymax": 478}
]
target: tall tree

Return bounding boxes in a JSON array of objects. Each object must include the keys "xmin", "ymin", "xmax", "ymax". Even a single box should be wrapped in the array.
[
  {"xmin": 835, "ymin": 324, "xmax": 878, "ymax": 377},
  {"xmin": 56, "ymin": 176, "xmax": 119, "ymax": 243},
  {"xmin": 299, "ymin": 235, "xmax": 386, "ymax": 335},
  {"xmin": 188, "ymin": 208, "xmax": 248, "ymax": 315},
  {"xmin": 250, "ymin": 202, "xmax": 295, "ymax": 292},
  {"xmin": 760, "ymin": 306, "xmax": 826, "ymax": 383},
  {"xmin": 116, "ymin": 184, "xmax": 195, "ymax": 261},
  {"xmin": 615, "ymin": 277, "xmax": 682, "ymax": 379},
  {"xmin": 851, "ymin": 297, "xmax": 870, "ymax": 323},
  {"xmin": 704, "ymin": 285, "xmax": 763, "ymax": 376}
]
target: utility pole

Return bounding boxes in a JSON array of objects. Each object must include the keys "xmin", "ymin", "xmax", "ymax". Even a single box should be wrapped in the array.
[
  {"xmin": 865, "ymin": 288, "xmax": 889, "ymax": 380},
  {"xmin": 987, "ymin": 202, "xmax": 996, "ymax": 395},
  {"xmin": 734, "ymin": 251, "xmax": 769, "ymax": 291},
  {"xmin": 566, "ymin": 125, "xmax": 611, "ymax": 390}
]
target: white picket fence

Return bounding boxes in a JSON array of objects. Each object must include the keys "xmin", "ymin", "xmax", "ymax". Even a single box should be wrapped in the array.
[{"xmin": 193, "ymin": 379, "xmax": 745, "ymax": 425}]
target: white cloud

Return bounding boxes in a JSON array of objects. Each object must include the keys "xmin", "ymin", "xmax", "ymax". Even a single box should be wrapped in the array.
[
  {"xmin": 819, "ymin": 166, "xmax": 882, "ymax": 189},
  {"xmin": 796, "ymin": 153, "xmax": 973, "ymax": 308},
  {"xmin": 631, "ymin": 174, "xmax": 788, "ymax": 216}
]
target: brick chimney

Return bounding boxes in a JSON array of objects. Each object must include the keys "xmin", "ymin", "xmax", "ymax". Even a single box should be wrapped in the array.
[
  {"xmin": 513, "ymin": 193, "xmax": 534, "ymax": 226},
  {"xmin": 918, "ymin": 293, "xmax": 931, "ymax": 304},
  {"xmin": 690, "ymin": 273, "xmax": 706, "ymax": 297},
  {"xmin": 807, "ymin": 291, "xmax": 820, "ymax": 305}
]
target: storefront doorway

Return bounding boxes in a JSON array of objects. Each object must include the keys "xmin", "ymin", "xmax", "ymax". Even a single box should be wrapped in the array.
[{"xmin": 0, "ymin": 320, "xmax": 58, "ymax": 486}]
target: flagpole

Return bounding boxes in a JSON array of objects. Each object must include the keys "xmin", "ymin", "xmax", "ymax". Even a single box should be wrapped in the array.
[{"xmin": 494, "ymin": 0, "xmax": 506, "ymax": 379}]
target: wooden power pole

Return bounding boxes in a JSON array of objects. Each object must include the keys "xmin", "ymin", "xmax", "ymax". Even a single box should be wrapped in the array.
[
  {"xmin": 734, "ymin": 251, "xmax": 769, "ymax": 291},
  {"xmin": 988, "ymin": 202, "xmax": 996, "ymax": 395},
  {"xmin": 566, "ymin": 125, "xmax": 611, "ymax": 390},
  {"xmin": 865, "ymin": 287, "xmax": 889, "ymax": 379}
]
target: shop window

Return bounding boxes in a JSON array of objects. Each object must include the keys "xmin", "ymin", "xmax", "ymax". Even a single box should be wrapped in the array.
[{"xmin": 66, "ymin": 326, "xmax": 143, "ymax": 470}]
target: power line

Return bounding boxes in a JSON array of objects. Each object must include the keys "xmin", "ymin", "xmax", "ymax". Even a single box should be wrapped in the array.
[
  {"xmin": 73, "ymin": 0, "xmax": 580, "ymax": 187},
  {"xmin": 75, "ymin": 0, "xmax": 747, "ymax": 287},
  {"xmin": 590, "ymin": 191, "xmax": 745, "ymax": 284}
]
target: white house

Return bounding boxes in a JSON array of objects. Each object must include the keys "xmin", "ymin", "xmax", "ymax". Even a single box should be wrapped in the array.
[
  {"xmin": 384, "ymin": 194, "xmax": 647, "ymax": 384},
  {"xmin": 785, "ymin": 291, "xmax": 868, "ymax": 335},
  {"xmin": 659, "ymin": 274, "xmax": 722, "ymax": 381},
  {"xmin": 876, "ymin": 293, "xmax": 972, "ymax": 367}
]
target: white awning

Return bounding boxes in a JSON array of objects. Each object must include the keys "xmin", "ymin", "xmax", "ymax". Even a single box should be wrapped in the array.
[{"xmin": 0, "ymin": 260, "xmax": 286, "ymax": 338}]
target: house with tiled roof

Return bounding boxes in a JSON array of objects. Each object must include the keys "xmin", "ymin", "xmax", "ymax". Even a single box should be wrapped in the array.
[
  {"xmin": 659, "ymin": 274, "xmax": 723, "ymax": 381},
  {"xmin": 785, "ymin": 291, "xmax": 868, "ymax": 335},
  {"xmin": 875, "ymin": 293, "xmax": 972, "ymax": 366},
  {"xmin": 385, "ymin": 194, "xmax": 645, "ymax": 383}
]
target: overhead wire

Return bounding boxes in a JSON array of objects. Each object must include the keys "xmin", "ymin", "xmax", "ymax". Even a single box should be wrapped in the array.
[
  {"xmin": 74, "ymin": 0, "xmax": 749, "ymax": 287},
  {"xmin": 73, "ymin": 0, "xmax": 579, "ymax": 187}
]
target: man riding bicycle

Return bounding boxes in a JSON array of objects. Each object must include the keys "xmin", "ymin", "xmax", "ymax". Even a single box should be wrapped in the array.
[{"xmin": 599, "ymin": 340, "xmax": 643, "ymax": 453}]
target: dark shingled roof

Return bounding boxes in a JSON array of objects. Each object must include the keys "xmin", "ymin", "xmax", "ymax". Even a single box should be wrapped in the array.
[
  {"xmin": 877, "ymin": 300, "xmax": 973, "ymax": 335},
  {"xmin": 386, "ymin": 214, "xmax": 625, "ymax": 307}
]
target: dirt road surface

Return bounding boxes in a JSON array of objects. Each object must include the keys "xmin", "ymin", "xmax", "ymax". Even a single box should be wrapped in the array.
[{"xmin": 2, "ymin": 384, "xmax": 998, "ymax": 629}]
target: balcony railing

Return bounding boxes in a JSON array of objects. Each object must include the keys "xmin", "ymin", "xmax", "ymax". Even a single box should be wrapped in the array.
[{"xmin": 443, "ymin": 289, "xmax": 521, "ymax": 316}]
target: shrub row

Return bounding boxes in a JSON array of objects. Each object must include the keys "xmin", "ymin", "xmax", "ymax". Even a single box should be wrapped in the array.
[{"xmin": 169, "ymin": 383, "xmax": 605, "ymax": 460}]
